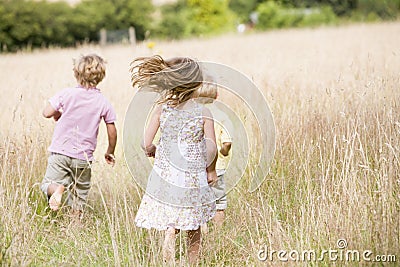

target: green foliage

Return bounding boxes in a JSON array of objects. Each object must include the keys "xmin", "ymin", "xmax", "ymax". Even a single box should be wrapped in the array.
[
  {"xmin": 0, "ymin": 0, "xmax": 399, "ymax": 51},
  {"xmin": 299, "ymin": 6, "xmax": 337, "ymax": 26},
  {"xmin": 71, "ymin": 0, "xmax": 153, "ymax": 41},
  {"xmin": 0, "ymin": 0, "xmax": 74, "ymax": 51},
  {"xmin": 355, "ymin": 0, "xmax": 400, "ymax": 19},
  {"xmin": 155, "ymin": 0, "xmax": 236, "ymax": 39},
  {"xmin": 228, "ymin": 0, "xmax": 263, "ymax": 22},
  {"xmin": 272, "ymin": 0, "xmax": 399, "ymax": 18},
  {"xmin": 0, "ymin": 0, "xmax": 153, "ymax": 52},
  {"xmin": 186, "ymin": 0, "xmax": 236, "ymax": 35},
  {"xmin": 264, "ymin": 0, "xmax": 357, "ymax": 16},
  {"xmin": 155, "ymin": 2, "xmax": 187, "ymax": 39},
  {"xmin": 255, "ymin": 1, "xmax": 337, "ymax": 30}
]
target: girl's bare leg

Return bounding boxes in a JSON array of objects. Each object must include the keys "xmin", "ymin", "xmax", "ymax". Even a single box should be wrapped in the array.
[
  {"xmin": 162, "ymin": 227, "xmax": 176, "ymax": 264},
  {"xmin": 187, "ymin": 228, "xmax": 201, "ymax": 265}
]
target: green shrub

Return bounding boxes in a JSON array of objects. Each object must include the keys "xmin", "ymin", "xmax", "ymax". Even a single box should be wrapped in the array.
[
  {"xmin": 299, "ymin": 6, "xmax": 337, "ymax": 27},
  {"xmin": 356, "ymin": 0, "xmax": 399, "ymax": 19},
  {"xmin": 154, "ymin": 0, "xmax": 236, "ymax": 39},
  {"xmin": 255, "ymin": 1, "xmax": 281, "ymax": 30},
  {"xmin": 153, "ymin": 3, "xmax": 188, "ymax": 39},
  {"xmin": 256, "ymin": 1, "xmax": 337, "ymax": 30},
  {"xmin": 0, "ymin": 0, "xmax": 153, "ymax": 52},
  {"xmin": 228, "ymin": 0, "xmax": 264, "ymax": 23}
]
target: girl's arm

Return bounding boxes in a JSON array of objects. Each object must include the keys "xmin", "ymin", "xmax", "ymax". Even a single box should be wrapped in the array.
[
  {"xmin": 141, "ymin": 105, "xmax": 161, "ymax": 157},
  {"xmin": 42, "ymin": 103, "xmax": 62, "ymax": 121},
  {"xmin": 203, "ymin": 107, "xmax": 218, "ymax": 184}
]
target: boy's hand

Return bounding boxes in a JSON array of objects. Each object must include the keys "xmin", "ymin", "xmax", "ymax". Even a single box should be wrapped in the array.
[
  {"xmin": 53, "ymin": 111, "xmax": 62, "ymax": 121},
  {"xmin": 105, "ymin": 153, "xmax": 115, "ymax": 166},
  {"xmin": 207, "ymin": 170, "xmax": 218, "ymax": 185}
]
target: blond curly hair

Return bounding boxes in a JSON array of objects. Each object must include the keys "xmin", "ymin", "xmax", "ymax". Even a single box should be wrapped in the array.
[{"xmin": 73, "ymin": 54, "xmax": 106, "ymax": 89}]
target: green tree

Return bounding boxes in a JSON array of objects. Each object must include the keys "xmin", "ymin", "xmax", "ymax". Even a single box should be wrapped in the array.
[
  {"xmin": 36, "ymin": 1, "xmax": 74, "ymax": 46},
  {"xmin": 0, "ymin": 1, "xmax": 14, "ymax": 50},
  {"xmin": 255, "ymin": 1, "xmax": 336, "ymax": 30},
  {"xmin": 73, "ymin": 0, "xmax": 153, "ymax": 41},
  {"xmin": 0, "ymin": 0, "xmax": 154, "ymax": 52},
  {"xmin": 188, "ymin": 0, "xmax": 235, "ymax": 35},
  {"xmin": 228, "ymin": 0, "xmax": 263, "ymax": 22},
  {"xmin": 275, "ymin": 0, "xmax": 358, "ymax": 16},
  {"xmin": 356, "ymin": 0, "xmax": 400, "ymax": 19},
  {"xmin": 155, "ymin": 1, "xmax": 187, "ymax": 39},
  {"xmin": 156, "ymin": 0, "xmax": 235, "ymax": 39}
]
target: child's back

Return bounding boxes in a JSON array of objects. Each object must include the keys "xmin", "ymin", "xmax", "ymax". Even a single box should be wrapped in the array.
[
  {"xmin": 48, "ymin": 86, "xmax": 115, "ymax": 161},
  {"xmin": 136, "ymin": 100, "xmax": 215, "ymax": 227},
  {"xmin": 41, "ymin": 54, "xmax": 117, "ymax": 215},
  {"xmin": 131, "ymin": 56, "xmax": 217, "ymax": 264}
]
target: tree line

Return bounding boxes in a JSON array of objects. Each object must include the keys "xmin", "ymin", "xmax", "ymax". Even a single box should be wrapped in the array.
[{"xmin": 0, "ymin": 0, "xmax": 399, "ymax": 52}]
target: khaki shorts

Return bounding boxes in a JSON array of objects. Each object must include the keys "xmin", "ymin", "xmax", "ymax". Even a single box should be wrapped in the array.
[
  {"xmin": 40, "ymin": 153, "xmax": 92, "ymax": 211},
  {"xmin": 211, "ymin": 173, "xmax": 227, "ymax": 210}
]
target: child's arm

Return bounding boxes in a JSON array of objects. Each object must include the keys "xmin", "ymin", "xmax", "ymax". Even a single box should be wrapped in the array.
[
  {"xmin": 105, "ymin": 123, "xmax": 117, "ymax": 166},
  {"xmin": 141, "ymin": 105, "xmax": 161, "ymax": 157},
  {"xmin": 42, "ymin": 103, "xmax": 62, "ymax": 121},
  {"xmin": 203, "ymin": 107, "xmax": 218, "ymax": 184},
  {"xmin": 219, "ymin": 125, "xmax": 232, "ymax": 156},
  {"xmin": 220, "ymin": 142, "xmax": 232, "ymax": 156}
]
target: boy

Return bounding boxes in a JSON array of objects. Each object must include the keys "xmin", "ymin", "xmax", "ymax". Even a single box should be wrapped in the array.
[
  {"xmin": 195, "ymin": 78, "xmax": 232, "ymax": 227},
  {"xmin": 41, "ymin": 54, "xmax": 117, "ymax": 218}
]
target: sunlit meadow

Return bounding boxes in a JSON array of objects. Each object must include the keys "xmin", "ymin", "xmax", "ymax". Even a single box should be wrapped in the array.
[{"xmin": 1, "ymin": 22, "xmax": 399, "ymax": 266}]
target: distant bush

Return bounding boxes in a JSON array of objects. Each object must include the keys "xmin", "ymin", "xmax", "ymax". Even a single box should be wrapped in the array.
[
  {"xmin": 154, "ymin": 2, "xmax": 188, "ymax": 39},
  {"xmin": 0, "ymin": 0, "xmax": 153, "ymax": 52},
  {"xmin": 355, "ymin": 0, "xmax": 400, "ymax": 20},
  {"xmin": 255, "ymin": 1, "xmax": 337, "ymax": 30},
  {"xmin": 228, "ymin": 0, "xmax": 264, "ymax": 23},
  {"xmin": 154, "ymin": 0, "xmax": 236, "ymax": 39},
  {"xmin": 299, "ymin": 6, "xmax": 337, "ymax": 27}
]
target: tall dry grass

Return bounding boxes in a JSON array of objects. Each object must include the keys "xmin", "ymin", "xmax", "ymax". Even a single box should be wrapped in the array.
[{"xmin": 1, "ymin": 22, "xmax": 399, "ymax": 266}]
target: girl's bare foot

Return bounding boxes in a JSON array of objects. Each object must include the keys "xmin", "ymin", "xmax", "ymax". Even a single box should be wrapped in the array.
[{"xmin": 49, "ymin": 184, "xmax": 65, "ymax": 211}]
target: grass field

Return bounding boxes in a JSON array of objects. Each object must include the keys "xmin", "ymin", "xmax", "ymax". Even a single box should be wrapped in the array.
[{"xmin": 0, "ymin": 22, "xmax": 399, "ymax": 266}]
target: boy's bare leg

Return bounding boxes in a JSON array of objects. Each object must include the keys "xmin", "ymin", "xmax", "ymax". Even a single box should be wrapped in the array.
[
  {"xmin": 47, "ymin": 183, "xmax": 65, "ymax": 211},
  {"xmin": 187, "ymin": 228, "xmax": 201, "ymax": 265},
  {"xmin": 201, "ymin": 223, "xmax": 208, "ymax": 234},
  {"xmin": 213, "ymin": 210, "xmax": 225, "ymax": 228},
  {"xmin": 162, "ymin": 227, "xmax": 176, "ymax": 264}
]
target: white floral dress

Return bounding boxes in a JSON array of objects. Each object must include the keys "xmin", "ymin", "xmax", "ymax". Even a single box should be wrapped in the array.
[{"xmin": 135, "ymin": 102, "xmax": 216, "ymax": 230}]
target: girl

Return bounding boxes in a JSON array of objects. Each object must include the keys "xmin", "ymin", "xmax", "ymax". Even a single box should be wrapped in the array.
[{"xmin": 130, "ymin": 55, "xmax": 217, "ymax": 265}]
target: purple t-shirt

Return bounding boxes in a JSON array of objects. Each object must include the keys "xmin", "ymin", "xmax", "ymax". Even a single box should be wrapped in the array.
[{"xmin": 48, "ymin": 86, "xmax": 116, "ymax": 161}]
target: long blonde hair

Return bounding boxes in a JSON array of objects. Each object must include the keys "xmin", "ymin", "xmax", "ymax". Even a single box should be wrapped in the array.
[{"xmin": 130, "ymin": 55, "xmax": 203, "ymax": 106}]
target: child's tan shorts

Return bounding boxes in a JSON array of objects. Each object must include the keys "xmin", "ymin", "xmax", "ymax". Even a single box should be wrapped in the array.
[{"xmin": 40, "ymin": 153, "xmax": 92, "ymax": 211}]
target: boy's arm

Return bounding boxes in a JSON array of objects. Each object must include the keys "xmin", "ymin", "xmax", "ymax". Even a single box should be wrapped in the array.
[
  {"xmin": 220, "ymin": 142, "xmax": 232, "ymax": 157},
  {"xmin": 219, "ymin": 124, "xmax": 232, "ymax": 156},
  {"xmin": 105, "ymin": 123, "xmax": 117, "ymax": 166},
  {"xmin": 42, "ymin": 103, "xmax": 62, "ymax": 121}
]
